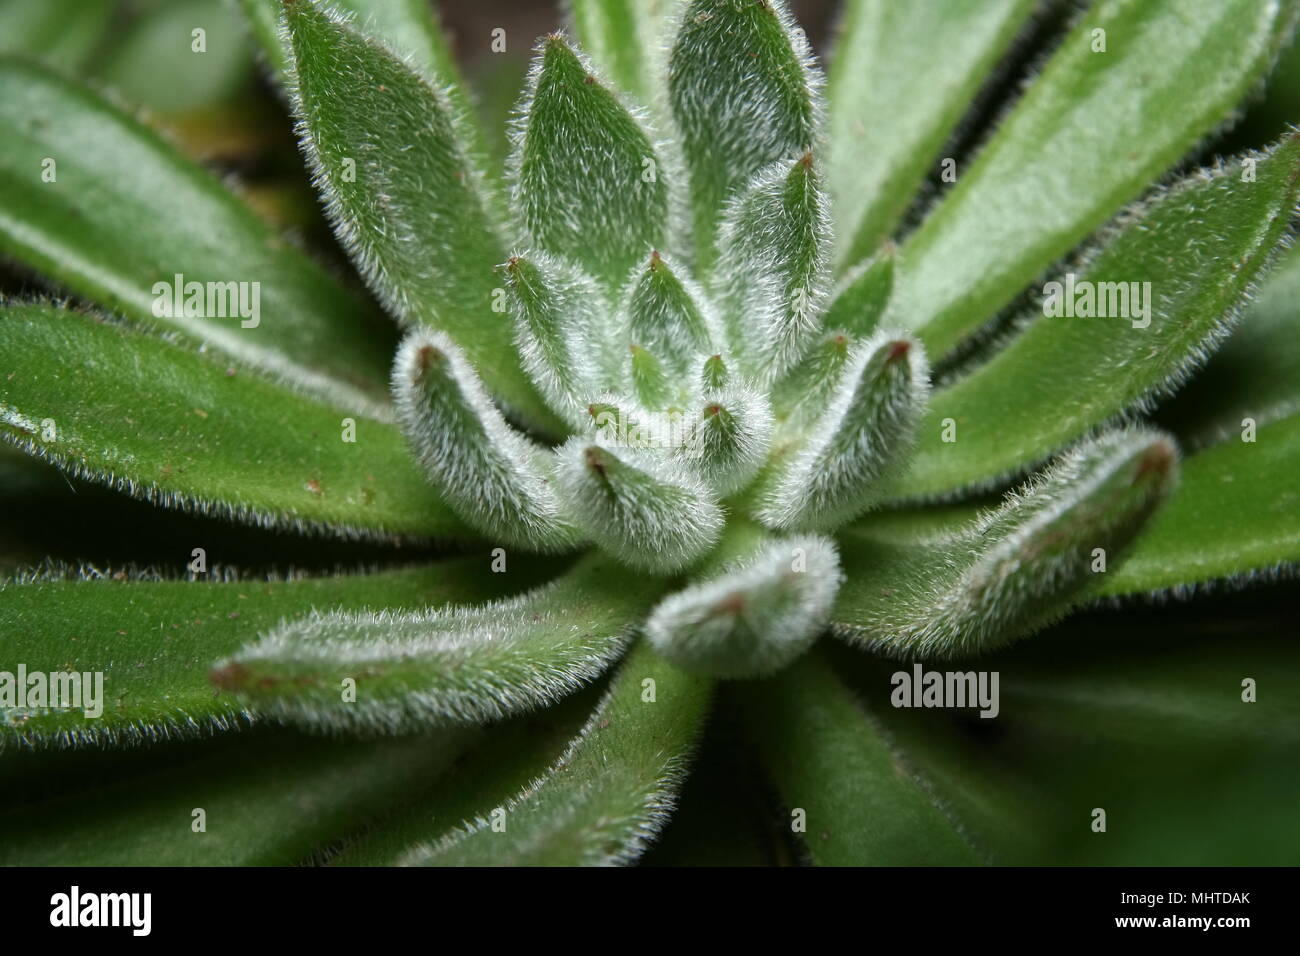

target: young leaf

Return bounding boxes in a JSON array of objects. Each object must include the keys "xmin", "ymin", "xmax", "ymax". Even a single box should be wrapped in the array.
[
  {"xmin": 667, "ymin": 0, "xmax": 820, "ymax": 272},
  {"xmin": 628, "ymin": 344, "xmax": 675, "ymax": 410},
  {"xmin": 401, "ymin": 640, "xmax": 712, "ymax": 866},
  {"xmin": 392, "ymin": 331, "xmax": 579, "ymax": 552},
  {"xmin": 899, "ymin": 135, "xmax": 1300, "ymax": 498},
  {"xmin": 513, "ymin": 35, "xmax": 668, "ymax": 291},
  {"xmin": 0, "ymin": 58, "xmax": 393, "ymax": 411},
  {"xmin": 565, "ymin": 0, "xmax": 671, "ymax": 102},
  {"xmin": 834, "ymin": 428, "xmax": 1179, "ymax": 658},
  {"xmin": 820, "ymin": 247, "xmax": 894, "ymax": 338},
  {"xmin": 738, "ymin": 650, "xmax": 982, "ymax": 865},
  {"xmin": 0, "ymin": 559, "xmax": 529, "ymax": 750},
  {"xmin": 242, "ymin": 0, "xmax": 495, "ymax": 170},
  {"xmin": 755, "ymin": 332, "xmax": 929, "ymax": 532},
  {"xmin": 717, "ymin": 153, "xmax": 832, "ymax": 380},
  {"xmin": 674, "ymin": 385, "xmax": 774, "ymax": 497},
  {"xmin": 619, "ymin": 250, "xmax": 719, "ymax": 379},
  {"xmin": 503, "ymin": 252, "xmax": 612, "ymax": 427},
  {"xmin": 826, "ymin": 0, "xmax": 1038, "ymax": 268},
  {"xmin": 645, "ymin": 534, "xmax": 842, "ymax": 679},
  {"xmin": 890, "ymin": 0, "xmax": 1299, "ymax": 358},
  {"xmin": 282, "ymin": 0, "xmax": 560, "ymax": 434},
  {"xmin": 1098, "ymin": 412, "xmax": 1300, "ymax": 598},
  {"xmin": 769, "ymin": 329, "xmax": 855, "ymax": 435},
  {"xmin": 0, "ymin": 304, "xmax": 465, "ymax": 542},
  {"xmin": 551, "ymin": 438, "xmax": 724, "ymax": 573},
  {"xmin": 212, "ymin": 552, "xmax": 659, "ymax": 732},
  {"xmin": 0, "ymin": 726, "xmax": 472, "ymax": 865}
]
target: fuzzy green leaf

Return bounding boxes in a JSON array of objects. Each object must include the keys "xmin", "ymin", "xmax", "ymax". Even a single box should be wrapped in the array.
[
  {"xmin": 401, "ymin": 640, "xmax": 711, "ymax": 866},
  {"xmin": 392, "ymin": 331, "xmax": 579, "ymax": 551},
  {"xmin": 0, "ymin": 727, "xmax": 471, "ymax": 865},
  {"xmin": 674, "ymin": 385, "xmax": 774, "ymax": 497},
  {"xmin": 552, "ymin": 438, "xmax": 724, "ymax": 573},
  {"xmin": 565, "ymin": 0, "xmax": 671, "ymax": 102},
  {"xmin": 242, "ymin": 0, "xmax": 492, "ymax": 164},
  {"xmin": 514, "ymin": 35, "xmax": 668, "ymax": 291},
  {"xmin": 283, "ymin": 1, "xmax": 561, "ymax": 433},
  {"xmin": 0, "ymin": 559, "xmax": 531, "ymax": 750},
  {"xmin": 213, "ymin": 552, "xmax": 659, "ymax": 733},
  {"xmin": 667, "ymin": 0, "xmax": 820, "ymax": 272},
  {"xmin": 0, "ymin": 57, "xmax": 393, "ymax": 410},
  {"xmin": 892, "ymin": 0, "xmax": 1299, "ymax": 358},
  {"xmin": 1158, "ymin": 242, "xmax": 1300, "ymax": 447},
  {"xmin": 619, "ymin": 250, "xmax": 719, "ymax": 380},
  {"xmin": 0, "ymin": 303, "xmax": 464, "ymax": 541},
  {"xmin": 834, "ymin": 428, "xmax": 1178, "ymax": 658},
  {"xmin": 645, "ymin": 534, "xmax": 841, "ymax": 679},
  {"xmin": 756, "ymin": 332, "xmax": 928, "ymax": 532},
  {"xmin": 717, "ymin": 153, "xmax": 833, "ymax": 380},
  {"xmin": 899, "ymin": 135, "xmax": 1300, "ymax": 498},
  {"xmin": 1099, "ymin": 412, "xmax": 1300, "ymax": 597},
  {"xmin": 820, "ymin": 247, "xmax": 894, "ymax": 338},
  {"xmin": 504, "ymin": 252, "xmax": 612, "ymax": 426},
  {"xmin": 827, "ymin": 0, "xmax": 1038, "ymax": 268},
  {"xmin": 739, "ymin": 650, "xmax": 981, "ymax": 865}
]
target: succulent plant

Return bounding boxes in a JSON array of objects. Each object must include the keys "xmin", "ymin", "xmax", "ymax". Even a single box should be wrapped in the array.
[{"xmin": 1, "ymin": 0, "xmax": 1298, "ymax": 866}]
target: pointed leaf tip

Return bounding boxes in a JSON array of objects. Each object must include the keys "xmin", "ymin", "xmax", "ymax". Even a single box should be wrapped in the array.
[
  {"xmin": 757, "ymin": 331, "xmax": 930, "ymax": 531},
  {"xmin": 835, "ymin": 428, "xmax": 1181, "ymax": 658},
  {"xmin": 393, "ymin": 331, "xmax": 579, "ymax": 552},
  {"xmin": 552, "ymin": 438, "xmax": 724, "ymax": 573}
]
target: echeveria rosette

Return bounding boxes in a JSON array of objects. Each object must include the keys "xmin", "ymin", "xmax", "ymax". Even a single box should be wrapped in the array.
[{"xmin": 0, "ymin": 0, "xmax": 1298, "ymax": 866}]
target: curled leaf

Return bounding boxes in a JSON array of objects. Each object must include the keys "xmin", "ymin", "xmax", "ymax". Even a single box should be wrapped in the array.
[
  {"xmin": 834, "ymin": 428, "xmax": 1181, "ymax": 658},
  {"xmin": 551, "ymin": 438, "xmax": 723, "ymax": 573},
  {"xmin": 756, "ymin": 331, "xmax": 929, "ymax": 531},
  {"xmin": 645, "ymin": 533, "xmax": 842, "ymax": 679},
  {"xmin": 211, "ymin": 553, "xmax": 658, "ymax": 732},
  {"xmin": 392, "ymin": 331, "xmax": 578, "ymax": 552}
]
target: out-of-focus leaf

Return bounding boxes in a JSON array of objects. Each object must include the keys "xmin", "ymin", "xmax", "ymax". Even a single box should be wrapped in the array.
[
  {"xmin": 826, "ymin": 0, "xmax": 1038, "ymax": 268},
  {"xmin": 565, "ymin": 0, "xmax": 673, "ymax": 103},
  {"xmin": 98, "ymin": 0, "xmax": 254, "ymax": 115},
  {"xmin": 739, "ymin": 650, "xmax": 981, "ymax": 865},
  {"xmin": 0, "ymin": 726, "xmax": 472, "ymax": 865},
  {"xmin": 1157, "ymin": 243, "xmax": 1300, "ymax": 447},
  {"xmin": 0, "ymin": 58, "xmax": 394, "ymax": 410},
  {"xmin": 0, "ymin": 0, "xmax": 112, "ymax": 73}
]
